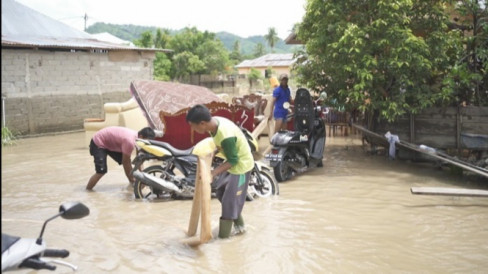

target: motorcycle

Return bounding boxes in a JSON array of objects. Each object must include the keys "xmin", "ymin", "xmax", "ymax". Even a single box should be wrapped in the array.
[
  {"xmin": 265, "ymin": 88, "xmax": 326, "ymax": 182},
  {"xmin": 131, "ymin": 126, "xmax": 279, "ymax": 200},
  {"xmin": 1, "ymin": 202, "xmax": 90, "ymax": 272}
]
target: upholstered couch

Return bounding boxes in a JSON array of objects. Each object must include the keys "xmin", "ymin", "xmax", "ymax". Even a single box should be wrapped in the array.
[
  {"xmin": 159, "ymin": 101, "xmax": 255, "ymax": 150},
  {"xmin": 83, "ymin": 97, "xmax": 148, "ymax": 147}
]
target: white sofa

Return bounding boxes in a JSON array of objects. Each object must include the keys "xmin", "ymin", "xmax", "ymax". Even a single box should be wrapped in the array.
[{"xmin": 83, "ymin": 98, "xmax": 148, "ymax": 147}]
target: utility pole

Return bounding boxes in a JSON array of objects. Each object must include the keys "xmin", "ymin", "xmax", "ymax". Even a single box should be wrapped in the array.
[{"xmin": 84, "ymin": 13, "xmax": 88, "ymax": 31}]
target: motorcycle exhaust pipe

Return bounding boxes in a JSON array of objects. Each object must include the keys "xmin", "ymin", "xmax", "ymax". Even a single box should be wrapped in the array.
[{"xmin": 133, "ymin": 170, "xmax": 182, "ymax": 194}]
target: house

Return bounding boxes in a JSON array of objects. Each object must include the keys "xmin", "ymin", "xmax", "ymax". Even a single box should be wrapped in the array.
[
  {"xmin": 235, "ymin": 53, "xmax": 296, "ymax": 79},
  {"xmin": 284, "ymin": 32, "xmax": 303, "ymax": 45},
  {"xmin": 1, "ymin": 0, "xmax": 170, "ymax": 136}
]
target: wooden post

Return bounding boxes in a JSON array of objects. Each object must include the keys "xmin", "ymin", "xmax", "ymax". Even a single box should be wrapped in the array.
[
  {"xmin": 409, "ymin": 113, "xmax": 415, "ymax": 143},
  {"xmin": 456, "ymin": 106, "xmax": 461, "ymax": 150},
  {"xmin": 411, "ymin": 187, "xmax": 488, "ymax": 197}
]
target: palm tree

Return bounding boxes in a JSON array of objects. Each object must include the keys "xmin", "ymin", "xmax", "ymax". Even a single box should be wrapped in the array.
[{"xmin": 264, "ymin": 27, "xmax": 279, "ymax": 53}]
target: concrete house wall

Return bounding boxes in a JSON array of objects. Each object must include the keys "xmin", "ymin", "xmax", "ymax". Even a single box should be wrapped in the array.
[{"xmin": 1, "ymin": 49, "xmax": 155, "ymax": 135}]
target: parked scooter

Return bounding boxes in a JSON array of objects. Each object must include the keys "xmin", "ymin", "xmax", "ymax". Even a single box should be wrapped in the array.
[
  {"xmin": 265, "ymin": 88, "xmax": 326, "ymax": 182},
  {"xmin": 131, "ymin": 126, "xmax": 279, "ymax": 200},
  {"xmin": 1, "ymin": 202, "xmax": 90, "ymax": 272}
]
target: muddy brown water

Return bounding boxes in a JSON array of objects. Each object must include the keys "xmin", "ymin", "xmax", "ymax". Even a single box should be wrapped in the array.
[{"xmin": 2, "ymin": 132, "xmax": 488, "ymax": 273}]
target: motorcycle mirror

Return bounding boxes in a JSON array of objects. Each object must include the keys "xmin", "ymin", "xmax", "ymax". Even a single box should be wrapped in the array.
[
  {"xmin": 37, "ymin": 202, "xmax": 90, "ymax": 244},
  {"xmin": 283, "ymin": 102, "xmax": 290, "ymax": 109},
  {"xmin": 60, "ymin": 202, "xmax": 90, "ymax": 220}
]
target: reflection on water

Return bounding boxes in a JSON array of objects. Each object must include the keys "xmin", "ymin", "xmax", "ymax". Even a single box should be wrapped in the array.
[{"xmin": 2, "ymin": 132, "xmax": 488, "ymax": 273}]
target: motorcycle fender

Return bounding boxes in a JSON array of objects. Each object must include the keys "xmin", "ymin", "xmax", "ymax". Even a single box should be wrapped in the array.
[{"xmin": 254, "ymin": 161, "xmax": 272, "ymax": 172}]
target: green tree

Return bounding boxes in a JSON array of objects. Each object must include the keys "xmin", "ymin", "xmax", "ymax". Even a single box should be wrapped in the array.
[
  {"xmin": 253, "ymin": 42, "xmax": 266, "ymax": 58},
  {"xmin": 264, "ymin": 27, "xmax": 279, "ymax": 53},
  {"xmin": 134, "ymin": 31, "xmax": 153, "ymax": 48},
  {"xmin": 135, "ymin": 26, "xmax": 231, "ymax": 80},
  {"xmin": 230, "ymin": 40, "xmax": 242, "ymax": 62},
  {"xmin": 298, "ymin": 0, "xmax": 457, "ymax": 122},
  {"xmin": 442, "ymin": 1, "xmax": 488, "ymax": 106},
  {"xmin": 196, "ymin": 39, "xmax": 230, "ymax": 75},
  {"xmin": 168, "ymin": 27, "xmax": 229, "ymax": 77},
  {"xmin": 154, "ymin": 28, "xmax": 171, "ymax": 49},
  {"xmin": 248, "ymin": 67, "xmax": 263, "ymax": 88},
  {"xmin": 153, "ymin": 52, "xmax": 172, "ymax": 81},
  {"xmin": 172, "ymin": 51, "xmax": 205, "ymax": 79}
]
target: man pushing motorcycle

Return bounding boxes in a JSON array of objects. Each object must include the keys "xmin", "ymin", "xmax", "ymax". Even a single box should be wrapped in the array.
[
  {"xmin": 186, "ymin": 104, "xmax": 254, "ymax": 238},
  {"xmin": 86, "ymin": 126, "xmax": 156, "ymax": 190}
]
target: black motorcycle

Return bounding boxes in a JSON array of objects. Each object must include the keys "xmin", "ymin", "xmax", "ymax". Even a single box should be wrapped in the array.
[
  {"xmin": 131, "ymin": 127, "xmax": 279, "ymax": 200},
  {"xmin": 265, "ymin": 88, "xmax": 326, "ymax": 182}
]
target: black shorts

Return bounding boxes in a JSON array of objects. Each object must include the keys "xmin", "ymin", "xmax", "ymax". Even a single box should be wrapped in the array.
[{"xmin": 89, "ymin": 139, "xmax": 123, "ymax": 174}]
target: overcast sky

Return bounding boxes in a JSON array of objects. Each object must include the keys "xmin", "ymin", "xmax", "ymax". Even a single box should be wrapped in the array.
[{"xmin": 16, "ymin": 0, "xmax": 307, "ymax": 39}]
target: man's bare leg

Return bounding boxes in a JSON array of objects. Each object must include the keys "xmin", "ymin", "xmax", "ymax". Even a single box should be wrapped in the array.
[{"xmin": 86, "ymin": 173, "xmax": 104, "ymax": 190}]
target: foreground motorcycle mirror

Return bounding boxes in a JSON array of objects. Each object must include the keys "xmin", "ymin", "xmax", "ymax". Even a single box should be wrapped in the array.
[
  {"xmin": 60, "ymin": 202, "xmax": 90, "ymax": 220},
  {"xmin": 37, "ymin": 202, "xmax": 90, "ymax": 244}
]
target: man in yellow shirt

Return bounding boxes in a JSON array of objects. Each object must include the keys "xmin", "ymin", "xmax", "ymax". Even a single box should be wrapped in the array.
[{"xmin": 186, "ymin": 104, "xmax": 254, "ymax": 238}]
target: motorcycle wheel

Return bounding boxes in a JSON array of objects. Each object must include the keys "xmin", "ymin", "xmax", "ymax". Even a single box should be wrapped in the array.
[
  {"xmin": 134, "ymin": 165, "xmax": 165, "ymax": 199},
  {"xmin": 248, "ymin": 169, "xmax": 279, "ymax": 198},
  {"xmin": 273, "ymin": 150, "xmax": 293, "ymax": 182}
]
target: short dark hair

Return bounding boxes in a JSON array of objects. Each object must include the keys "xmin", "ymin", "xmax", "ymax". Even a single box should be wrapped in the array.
[
  {"xmin": 138, "ymin": 127, "xmax": 156, "ymax": 139},
  {"xmin": 186, "ymin": 104, "xmax": 212, "ymax": 123}
]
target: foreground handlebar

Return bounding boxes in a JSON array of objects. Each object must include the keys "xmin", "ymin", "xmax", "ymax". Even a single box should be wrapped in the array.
[
  {"xmin": 43, "ymin": 249, "xmax": 70, "ymax": 258},
  {"xmin": 20, "ymin": 258, "xmax": 56, "ymax": 271}
]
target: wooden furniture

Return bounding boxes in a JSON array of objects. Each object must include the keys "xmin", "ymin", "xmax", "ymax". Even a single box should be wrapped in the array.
[
  {"xmin": 159, "ymin": 101, "xmax": 255, "ymax": 150},
  {"xmin": 324, "ymin": 108, "xmax": 350, "ymax": 137},
  {"xmin": 232, "ymin": 94, "xmax": 268, "ymax": 126}
]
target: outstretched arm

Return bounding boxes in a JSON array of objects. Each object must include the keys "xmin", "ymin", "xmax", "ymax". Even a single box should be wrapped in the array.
[{"xmin": 122, "ymin": 154, "xmax": 135, "ymax": 184}]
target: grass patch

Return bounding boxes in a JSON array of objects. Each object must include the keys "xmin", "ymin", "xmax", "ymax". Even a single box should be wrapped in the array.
[{"xmin": 2, "ymin": 126, "xmax": 16, "ymax": 146}]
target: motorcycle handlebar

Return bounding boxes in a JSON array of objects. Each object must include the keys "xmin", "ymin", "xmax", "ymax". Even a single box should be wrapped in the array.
[
  {"xmin": 20, "ymin": 258, "xmax": 56, "ymax": 271},
  {"xmin": 43, "ymin": 249, "xmax": 70, "ymax": 258}
]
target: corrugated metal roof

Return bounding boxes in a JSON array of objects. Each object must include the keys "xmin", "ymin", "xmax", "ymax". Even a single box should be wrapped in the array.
[
  {"xmin": 1, "ymin": 0, "xmax": 171, "ymax": 52},
  {"xmin": 235, "ymin": 53, "xmax": 296, "ymax": 68},
  {"xmin": 91, "ymin": 32, "xmax": 135, "ymax": 47}
]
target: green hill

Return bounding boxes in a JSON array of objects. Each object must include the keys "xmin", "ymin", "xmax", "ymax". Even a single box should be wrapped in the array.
[{"xmin": 86, "ymin": 22, "xmax": 301, "ymax": 56}]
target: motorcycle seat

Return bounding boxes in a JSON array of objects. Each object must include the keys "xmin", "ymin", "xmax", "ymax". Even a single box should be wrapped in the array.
[
  {"xmin": 146, "ymin": 140, "xmax": 194, "ymax": 156},
  {"xmin": 294, "ymin": 88, "xmax": 314, "ymax": 134}
]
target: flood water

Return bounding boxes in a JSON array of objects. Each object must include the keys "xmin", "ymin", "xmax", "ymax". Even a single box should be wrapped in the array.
[{"xmin": 2, "ymin": 131, "xmax": 488, "ymax": 273}]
